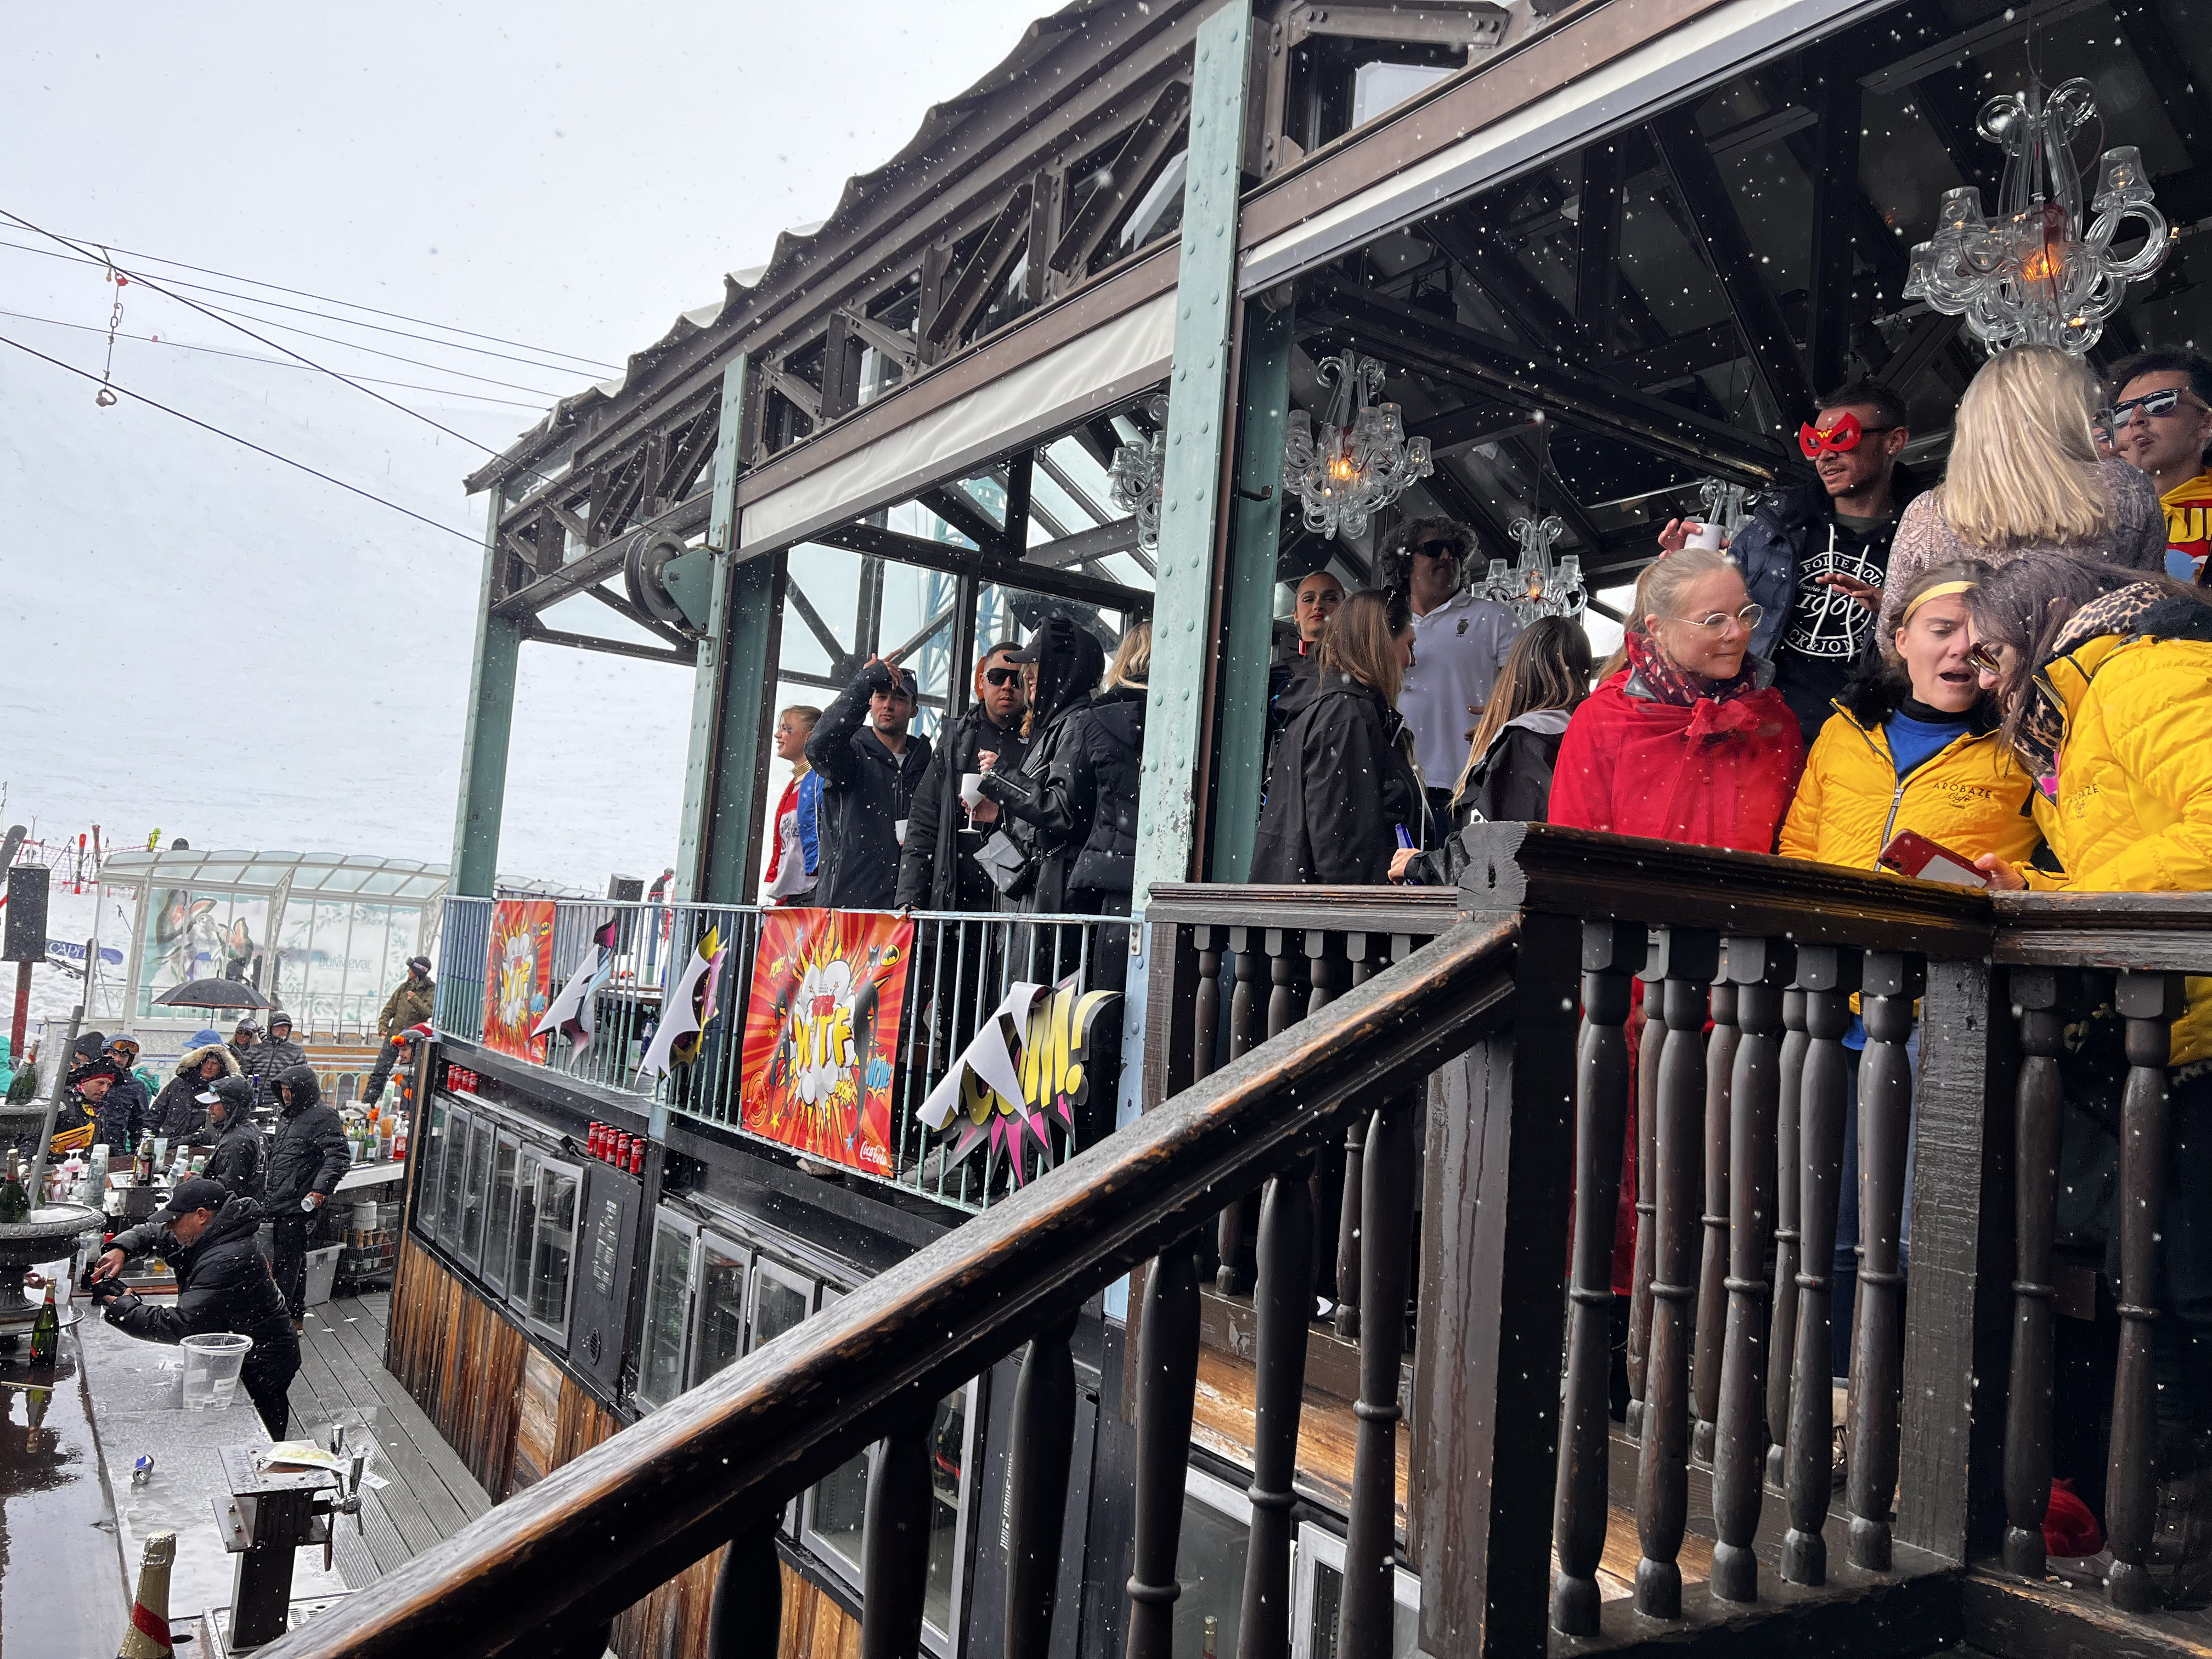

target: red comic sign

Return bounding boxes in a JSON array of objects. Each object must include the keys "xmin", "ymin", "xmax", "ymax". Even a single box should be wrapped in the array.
[
  {"xmin": 738, "ymin": 908, "xmax": 912, "ymax": 1176},
  {"xmin": 481, "ymin": 898, "xmax": 555, "ymax": 1062}
]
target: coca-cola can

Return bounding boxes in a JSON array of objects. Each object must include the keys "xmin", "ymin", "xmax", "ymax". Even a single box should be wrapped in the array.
[{"xmin": 628, "ymin": 1138, "xmax": 645, "ymax": 1175}]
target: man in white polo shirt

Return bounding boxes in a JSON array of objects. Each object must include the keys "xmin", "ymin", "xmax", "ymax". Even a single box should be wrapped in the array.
[{"xmin": 1382, "ymin": 516, "xmax": 1516, "ymax": 819}]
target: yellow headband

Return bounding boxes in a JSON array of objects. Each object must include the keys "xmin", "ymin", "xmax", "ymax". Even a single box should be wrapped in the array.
[{"xmin": 1900, "ymin": 579, "xmax": 1977, "ymax": 626}]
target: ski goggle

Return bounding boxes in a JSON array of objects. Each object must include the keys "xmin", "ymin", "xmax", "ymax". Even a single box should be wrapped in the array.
[{"xmin": 1798, "ymin": 413, "xmax": 1897, "ymax": 458}]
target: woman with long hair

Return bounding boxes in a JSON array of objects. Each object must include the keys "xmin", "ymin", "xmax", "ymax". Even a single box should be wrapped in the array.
[
  {"xmin": 1883, "ymin": 344, "xmax": 2166, "ymax": 640},
  {"xmin": 1550, "ymin": 546, "xmax": 1804, "ymax": 848},
  {"xmin": 1390, "ymin": 615, "xmax": 1590, "ymax": 884},
  {"xmin": 1250, "ymin": 589, "xmax": 1427, "ymax": 884},
  {"xmin": 763, "ymin": 704, "xmax": 823, "ymax": 904}
]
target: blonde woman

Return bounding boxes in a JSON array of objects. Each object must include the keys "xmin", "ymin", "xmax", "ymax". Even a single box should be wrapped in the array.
[
  {"xmin": 1250, "ymin": 590, "xmax": 1427, "ymax": 884},
  {"xmin": 1882, "ymin": 343, "xmax": 2165, "ymax": 640},
  {"xmin": 763, "ymin": 704, "xmax": 822, "ymax": 903}
]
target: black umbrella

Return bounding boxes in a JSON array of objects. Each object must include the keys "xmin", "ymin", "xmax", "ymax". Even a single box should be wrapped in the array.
[{"xmin": 152, "ymin": 978, "xmax": 272, "ymax": 1011}]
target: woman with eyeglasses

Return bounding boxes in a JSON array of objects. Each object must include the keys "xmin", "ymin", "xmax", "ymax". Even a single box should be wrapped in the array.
[
  {"xmin": 1250, "ymin": 589, "xmax": 1429, "ymax": 884},
  {"xmin": 1883, "ymin": 344, "xmax": 2165, "ymax": 644},
  {"xmin": 1549, "ymin": 546, "xmax": 1804, "ymax": 850}
]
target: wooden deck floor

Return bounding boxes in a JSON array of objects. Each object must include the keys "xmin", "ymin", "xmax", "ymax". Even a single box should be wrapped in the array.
[{"xmin": 285, "ymin": 1288, "xmax": 492, "ymax": 1589}]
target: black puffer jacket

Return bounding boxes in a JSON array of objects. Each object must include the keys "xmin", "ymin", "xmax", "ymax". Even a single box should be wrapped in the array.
[
  {"xmin": 200, "ymin": 1095, "xmax": 267, "ymax": 1204},
  {"xmin": 980, "ymin": 685, "xmax": 1148, "ymax": 911},
  {"xmin": 104, "ymin": 1195, "xmax": 293, "ymax": 1351},
  {"xmin": 264, "ymin": 1064, "xmax": 350, "ymax": 1210},
  {"xmin": 97, "ymin": 1069, "xmax": 151, "ymax": 1152},
  {"xmin": 895, "ymin": 705, "xmax": 1031, "ymax": 911},
  {"xmin": 150, "ymin": 1043, "xmax": 242, "ymax": 1141},
  {"xmin": 1249, "ymin": 671, "xmax": 1427, "ymax": 885},
  {"xmin": 805, "ymin": 661, "xmax": 934, "ymax": 911},
  {"xmin": 251, "ymin": 1034, "xmax": 307, "ymax": 1079}
]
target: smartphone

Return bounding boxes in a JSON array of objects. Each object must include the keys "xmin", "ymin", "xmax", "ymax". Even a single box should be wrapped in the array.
[{"xmin": 1877, "ymin": 829, "xmax": 1989, "ymax": 888}]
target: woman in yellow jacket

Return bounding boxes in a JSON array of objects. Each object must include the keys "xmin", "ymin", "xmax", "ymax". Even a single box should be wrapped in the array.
[
  {"xmin": 1970, "ymin": 552, "xmax": 2212, "ymax": 1548},
  {"xmin": 1780, "ymin": 560, "xmax": 2043, "ymax": 1373}
]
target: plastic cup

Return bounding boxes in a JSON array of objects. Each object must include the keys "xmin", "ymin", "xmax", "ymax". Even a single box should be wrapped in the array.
[
  {"xmin": 179, "ymin": 1332, "xmax": 252, "ymax": 1411},
  {"xmin": 1686, "ymin": 521, "xmax": 1724, "ymax": 551}
]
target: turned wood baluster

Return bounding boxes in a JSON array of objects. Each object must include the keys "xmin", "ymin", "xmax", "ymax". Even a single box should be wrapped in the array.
[
  {"xmin": 1711, "ymin": 936, "xmax": 1793, "ymax": 1602},
  {"xmin": 703, "ymin": 1523, "xmax": 782, "ymax": 1659},
  {"xmin": 1192, "ymin": 927, "xmax": 1224, "ymax": 1088},
  {"xmin": 1336, "ymin": 1088, "xmax": 1419, "ymax": 1659},
  {"xmin": 1217, "ymin": 930, "xmax": 1268, "ymax": 1294},
  {"xmin": 1334, "ymin": 934, "xmax": 1384, "ymax": 1344},
  {"xmin": 2108, "ymin": 969, "xmax": 2187, "ymax": 1612},
  {"xmin": 1237, "ymin": 1152, "xmax": 1316, "ymax": 1659},
  {"xmin": 2002, "ymin": 967, "xmax": 2080, "ymax": 1579},
  {"xmin": 1306, "ymin": 932, "xmax": 1346, "ymax": 1302},
  {"xmin": 859, "ymin": 1400, "xmax": 936, "ymax": 1659},
  {"xmin": 1266, "ymin": 928, "xmax": 1303, "ymax": 1038},
  {"xmin": 1634, "ymin": 926, "xmax": 1718, "ymax": 1619},
  {"xmin": 1628, "ymin": 971, "xmax": 1666, "ymax": 1440},
  {"xmin": 1847, "ymin": 950, "xmax": 1925, "ymax": 1572},
  {"xmin": 1551, "ymin": 919, "xmax": 1646, "ymax": 1637},
  {"xmin": 1767, "ymin": 986, "xmax": 1809, "ymax": 1491},
  {"xmin": 1126, "ymin": 1235, "xmax": 1203, "ymax": 1659},
  {"xmin": 1694, "ymin": 970, "xmax": 1740, "ymax": 1466},
  {"xmin": 1005, "ymin": 1308, "xmax": 1081, "ymax": 1659},
  {"xmin": 1783, "ymin": 946, "xmax": 1860, "ymax": 1586}
]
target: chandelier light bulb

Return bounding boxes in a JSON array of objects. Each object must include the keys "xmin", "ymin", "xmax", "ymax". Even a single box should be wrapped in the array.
[{"xmin": 1282, "ymin": 351, "xmax": 1432, "ymax": 540}]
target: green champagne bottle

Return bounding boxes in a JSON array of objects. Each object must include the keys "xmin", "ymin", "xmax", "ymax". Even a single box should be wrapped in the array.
[
  {"xmin": 29, "ymin": 1282, "xmax": 57, "ymax": 1365},
  {"xmin": 0, "ymin": 1153, "xmax": 28, "ymax": 1225}
]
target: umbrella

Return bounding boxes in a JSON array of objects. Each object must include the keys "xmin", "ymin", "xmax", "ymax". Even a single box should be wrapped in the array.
[{"xmin": 152, "ymin": 978, "xmax": 272, "ymax": 1011}]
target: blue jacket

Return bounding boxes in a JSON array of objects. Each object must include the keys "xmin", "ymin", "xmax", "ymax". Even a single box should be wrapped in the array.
[
  {"xmin": 1729, "ymin": 467, "xmax": 1924, "ymax": 662},
  {"xmin": 795, "ymin": 770, "xmax": 822, "ymax": 877}
]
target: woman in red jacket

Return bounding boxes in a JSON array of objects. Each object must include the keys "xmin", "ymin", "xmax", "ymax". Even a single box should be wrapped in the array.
[{"xmin": 1550, "ymin": 546, "xmax": 1807, "ymax": 1314}]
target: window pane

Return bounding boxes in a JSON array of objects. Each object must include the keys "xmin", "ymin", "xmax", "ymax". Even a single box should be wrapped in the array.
[
  {"xmin": 484, "ymin": 1139, "xmax": 519, "ymax": 1291},
  {"xmin": 923, "ymin": 1389, "xmax": 968, "ymax": 1637},
  {"xmin": 510, "ymin": 1158, "xmax": 540, "ymax": 1299},
  {"xmin": 438, "ymin": 1111, "xmax": 469, "ymax": 1239},
  {"xmin": 1173, "ymin": 1494, "xmax": 1248, "ymax": 1659},
  {"xmin": 812, "ymin": 1449, "xmax": 870, "ymax": 1575},
  {"xmin": 638, "ymin": 1227, "xmax": 693, "ymax": 1408},
  {"xmin": 695, "ymin": 1240, "xmax": 753, "ymax": 1383},
  {"xmin": 529, "ymin": 1166, "xmax": 579, "ymax": 1328},
  {"xmin": 749, "ymin": 1269, "xmax": 808, "ymax": 1352},
  {"xmin": 418, "ymin": 1101, "xmax": 448, "ymax": 1239},
  {"xmin": 460, "ymin": 1120, "xmax": 493, "ymax": 1261}
]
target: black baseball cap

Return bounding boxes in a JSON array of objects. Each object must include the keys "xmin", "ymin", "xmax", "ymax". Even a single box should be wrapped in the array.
[
  {"xmin": 151, "ymin": 1175, "xmax": 229, "ymax": 1223},
  {"xmin": 873, "ymin": 664, "xmax": 918, "ymax": 697}
]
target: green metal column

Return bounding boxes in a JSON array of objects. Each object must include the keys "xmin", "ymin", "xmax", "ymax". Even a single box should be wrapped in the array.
[
  {"xmin": 450, "ymin": 489, "xmax": 522, "ymax": 897},
  {"xmin": 1207, "ymin": 294, "xmax": 1292, "ymax": 884},
  {"xmin": 678, "ymin": 354, "xmax": 785, "ymax": 906},
  {"xmin": 1116, "ymin": 0, "xmax": 1253, "ymax": 1143}
]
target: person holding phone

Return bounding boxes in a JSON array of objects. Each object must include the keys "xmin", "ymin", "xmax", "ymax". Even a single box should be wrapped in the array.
[{"xmin": 1777, "ymin": 560, "xmax": 2041, "ymax": 1372}]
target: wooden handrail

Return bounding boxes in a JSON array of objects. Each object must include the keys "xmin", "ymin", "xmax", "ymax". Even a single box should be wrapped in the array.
[{"xmin": 259, "ymin": 917, "xmax": 1522, "ymax": 1658}]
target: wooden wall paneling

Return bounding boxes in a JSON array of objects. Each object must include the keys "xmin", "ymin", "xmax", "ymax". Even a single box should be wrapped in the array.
[{"xmin": 514, "ymin": 1345, "xmax": 562, "ymax": 1491}]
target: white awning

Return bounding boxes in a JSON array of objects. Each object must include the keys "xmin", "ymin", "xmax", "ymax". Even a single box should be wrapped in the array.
[
  {"xmin": 1239, "ymin": 0, "xmax": 1887, "ymax": 294},
  {"xmin": 738, "ymin": 289, "xmax": 1177, "ymax": 553}
]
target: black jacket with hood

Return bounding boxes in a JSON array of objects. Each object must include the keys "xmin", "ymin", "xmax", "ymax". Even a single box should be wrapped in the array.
[
  {"xmin": 199, "ymin": 1079, "xmax": 268, "ymax": 1202},
  {"xmin": 806, "ymin": 659, "xmax": 935, "ymax": 910},
  {"xmin": 96, "ymin": 1068, "xmax": 151, "ymax": 1153},
  {"xmin": 105, "ymin": 1194, "xmax": 294, "ymax": 1352},
  {"xmin": 895, "ymin": 704, "xmax": 1031, "ymax": 911},
  {"xmin": 264, "ymin": 1063, "xmax": 351, "ymax": 1211},
  {"xmin": 1406, "ymin": 706, "xmax": 1575, "ymax": 887},
  {"xmin": 978, "ymin": 620, "xmax": 1108, "ymax": 913},
  {"xmin": 150, "ymin": 1042, "xmax": 243, "ymax": 1141},
  {"xmin": 1249, "ymin": 670, "xmax": 1426, "ymax": 885}
]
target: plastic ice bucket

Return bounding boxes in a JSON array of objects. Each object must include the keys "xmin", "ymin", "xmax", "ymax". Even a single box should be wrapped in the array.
[{"xmin": 179, "ymin": 1332, "xmax": 252, "ymax": 1411}]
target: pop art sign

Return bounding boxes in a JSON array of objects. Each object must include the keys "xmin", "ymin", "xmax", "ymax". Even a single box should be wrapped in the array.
[
  {"xmin": 917, "ymin": 975, "xmax": 1120, "ymax": 1188},
  {"xmin": 737, "ymin": 908, "xmax": 912, "ymax": 1177},
  {"xmin": 482, "ymin": 898, "xmax": 556, "ymax": 1062}
]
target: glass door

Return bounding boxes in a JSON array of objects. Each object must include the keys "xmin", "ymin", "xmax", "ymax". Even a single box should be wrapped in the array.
[
  {"xmin": 415, "ymin": 1097, "xmax": 449, "ymax": 1240},
  {"xmin": 437, "ymin": 1104, "xmax": 471, "ymax": 1240},
  {"xmin": 636, "ymin": 1217, "xmax": 699, "ymax": 1410},
  {"xmin": 483, "ymin": 1132, "xmax": 521, "ymax": 1294},
  {"xmin": 523, "ymin": 1158, "xmax": 582, "ymax": 1338},
  {"xmin": 459, "ymin": 1116, "xmax": 494, "ymax": 1267}
]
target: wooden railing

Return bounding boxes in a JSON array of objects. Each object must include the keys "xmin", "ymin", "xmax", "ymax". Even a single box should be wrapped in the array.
[{"xmin": 269, "ymin": 829, "xmax": 2212, "ymax": 1658}]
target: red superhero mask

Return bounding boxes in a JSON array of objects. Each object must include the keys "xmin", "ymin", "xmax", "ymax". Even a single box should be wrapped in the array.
[{"xmin": 1799, "ymin": 412, "xmax": 1865, "ymax": 458}]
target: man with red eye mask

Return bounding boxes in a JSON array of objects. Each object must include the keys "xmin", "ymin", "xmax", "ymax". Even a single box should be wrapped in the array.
[{"xmin": 1665, "ymin": 378, "xmax": 1918, "ymax": 742}]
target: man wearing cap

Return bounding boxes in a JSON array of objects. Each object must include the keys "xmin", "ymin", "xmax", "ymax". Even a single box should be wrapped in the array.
[
  {"xmin": 266, "ymin": 1063, "xmax": 350, "ymax": 1324},
  {"xmin": 805, "ymin": 653, "xmax": 934, "ymax": 910},
  {"xmin": 52, "ymin": 1059, "xmax": 116, "ymax": 1157},
  {"xmin": 196, "ymin": 1076, "xmax": 266, "ymax": 1202},
  {"xmin": 364, "ymin": 957, "xmax": 435, "ymax": 1107},
  {"xmin": 256, "ymin": 1014, "xmax": 306, "ymax": 1077},
  {"xmin": 89, "ymin": 1175, "xmax": 299, "ymax": 1437}
]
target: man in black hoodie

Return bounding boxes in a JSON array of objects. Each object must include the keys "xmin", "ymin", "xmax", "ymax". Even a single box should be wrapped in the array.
[
  {"xmin": 195, "ymin": 1076, "xmax": 267, "ymax": 1202},
  {"xmin": 264, "ymin": 1063, "xmax": 351, "ymax": 1324},
  {"xmin": 806, "ymin": 656, "xmax": 933, "ymax": 910},
  {"xmin": 90, "ymin": 1175, "xmax": 300, "ymax": 1437}
]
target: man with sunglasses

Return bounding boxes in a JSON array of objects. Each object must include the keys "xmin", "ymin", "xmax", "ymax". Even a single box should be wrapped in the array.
[
  {"xmin": 1379, "ymin": 516, "xmax": 1516, "ymax": 820},
  {"xmin": 1710, "ymin": 378, "xmax": 1920, "ymax": 743},
  {"xmin": 2105, "ymin": 349, "xmax": 2212, "ymax": 582},
  {"xmin": 896, "ymin": 642, "xmax": 1030, "ymax": 912}
]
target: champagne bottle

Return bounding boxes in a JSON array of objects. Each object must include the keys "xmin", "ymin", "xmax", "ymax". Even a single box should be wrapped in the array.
[
  {"xmin": 0, "ymin": 1153, "xmax": 28, "ymax": 1224},
  {"xmin": 29, "ymin": 1281, "xmax": 58, "ymax": 1365}
]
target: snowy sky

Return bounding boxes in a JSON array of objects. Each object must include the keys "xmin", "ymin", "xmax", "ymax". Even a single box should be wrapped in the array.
[{"xmin": 0, "ymin": 1, "xmax": 1054, "ymax": 891}]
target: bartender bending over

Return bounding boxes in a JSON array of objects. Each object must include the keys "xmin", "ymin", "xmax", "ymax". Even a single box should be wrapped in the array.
[{"xmin": 87, "ymin": 1174, "xmax": 301, "ymax": 1438}]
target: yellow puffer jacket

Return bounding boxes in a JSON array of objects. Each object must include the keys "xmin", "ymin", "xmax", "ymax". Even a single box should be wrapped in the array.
[
  {"xmin": 2022, "ymin": 632, "xmax": 2212, "ymax": 1065},
  {"xmin": 1779, "ymin": 703, "xmax": 2041, "ymax": 872}
]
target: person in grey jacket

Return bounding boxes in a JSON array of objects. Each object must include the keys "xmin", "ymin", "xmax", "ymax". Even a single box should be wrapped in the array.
[
  {"xmin": 265, "ymin": 1063, "xmax": 350, "ymax": 1322},
  {"xmin": 255, "ymin": 1013, "xmax": 306, "ymax": 1077}
]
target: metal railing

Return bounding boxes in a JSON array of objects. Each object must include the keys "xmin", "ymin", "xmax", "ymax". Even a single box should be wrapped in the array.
[{"xmin": 434, "ymin": 896, "xmax": 1130, "ymax": 1211}]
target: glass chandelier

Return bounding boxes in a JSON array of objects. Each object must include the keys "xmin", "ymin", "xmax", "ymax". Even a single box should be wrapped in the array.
[
  {"xmin": 1902, "ymin": 78, "xmax": 2170, "ymax": 355},
  {"xmin": 1697, "ymin": 478, "xmax": 1757, "ymax": 544},
  {"xmin": 1282, "ymin": 352, "xmax": 1433, "ymax": 541},
  {"xmin": 1105, "ymin": 394, "xmax": 1169, "ymax": 557},
  {"xmin": 1478, "ymin": 513, "xmax": 1586, "ymax": 625}
]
